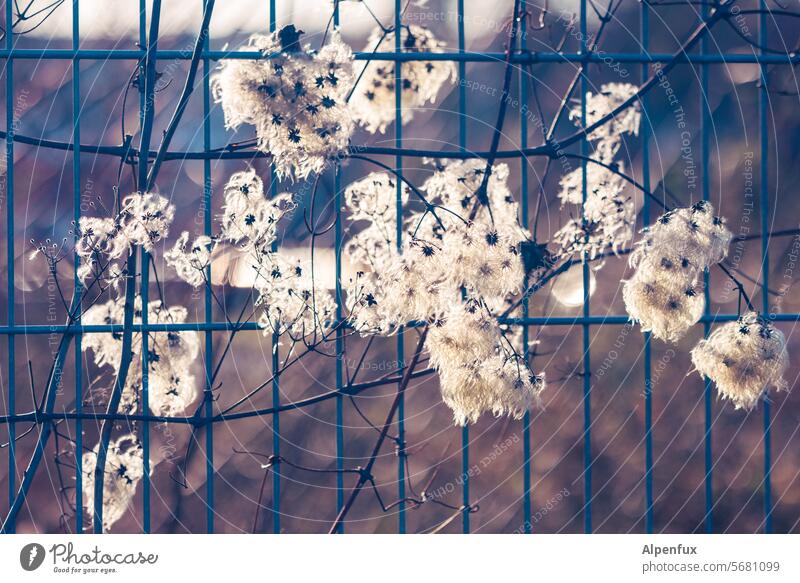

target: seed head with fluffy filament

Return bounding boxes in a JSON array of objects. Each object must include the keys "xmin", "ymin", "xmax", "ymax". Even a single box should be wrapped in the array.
[{"xmin": 691, "ymin": 312, "xmax": 789, "ymax": 410}]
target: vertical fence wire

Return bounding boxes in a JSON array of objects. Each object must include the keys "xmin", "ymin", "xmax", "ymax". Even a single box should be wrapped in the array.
[
  {"xmin": 334, "ymin": 168, "xmax": 344, "ymax": 532},
  {"xmin": 334, "ymin": 171, "xmax": 344, "ymax": 534},
  {"xmin": 394, "ymin": 0, "xmax": 407, "ymax": 534},
  {"xmin": 641, "ymin": 0, "xmax": 654, "ymax": 535},
  {"xmin": 759, "ymin": 0, "xmax": 772, "ymax": 534},
  {"xmin": 519, "ymin": 6, "xmax": 532, "ymax": 535},
  {"xmin": 203, "ymin": 0, "xmax": 215, "ymax": 534},
  {"xmin": 139, "ymin": 0, "xmax": 152, "ymax": 534},
  {"xmin": 140, "ymin": 217, "xmax": 151, "ymax": 534},
  {"xmin": 456, "ymin": 0, "xmax": 469, "ymax": 535},
  {"xmin": 4, "ymin": 0, "xmax": 15, "ymax": 535},
  {"xmin": 268, "ymin": 0, "xmax": 281, "ymax": 534},
  {"xmin": 334, "ymin": 0, "xmax": 344, "ymax": 535},
  {"xmin": 701, "ymin": 0, "xmax": 714, "ymax": 534},
  {"xmin": 72, "ymin": 0, "xmax": 84, "ymax": 535},
  {"xmin": 136, "ymin": 0, "xmax": 152, "ymax": 535},
  {"xmin": 579, "ymin": 0, "xmax": 592, "ymax": 534}
]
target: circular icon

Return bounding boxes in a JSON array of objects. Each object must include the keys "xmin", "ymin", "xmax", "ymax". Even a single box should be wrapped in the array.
[{"xmin": 19, "ymin": 543, "xmax": 46, "ymax": 571}]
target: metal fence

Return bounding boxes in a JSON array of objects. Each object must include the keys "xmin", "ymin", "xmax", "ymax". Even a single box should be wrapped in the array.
[{"xmin": 0, "ymin": 0, "xmax": 796, "ymax": 534}]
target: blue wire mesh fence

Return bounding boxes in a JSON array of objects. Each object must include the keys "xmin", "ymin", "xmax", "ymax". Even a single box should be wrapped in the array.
[{"xmin": 0, "ymin": 0, "xmax": 799, "ymax": 534}]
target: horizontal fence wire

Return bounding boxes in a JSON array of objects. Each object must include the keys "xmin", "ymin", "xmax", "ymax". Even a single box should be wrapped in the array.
[
  {"xmin": 0, "ymin": 49, "xmax": 797, "ymax": 63},
  {"xmin": 0, "ymin": 0, "xmax": 792, "ymax": 534}
]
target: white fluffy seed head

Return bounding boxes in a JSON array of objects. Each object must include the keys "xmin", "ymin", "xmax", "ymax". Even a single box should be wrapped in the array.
[
  {"xmin": 165, "ymin": 231, "xmax": 215, "ymax": 288},
  {"xmin": 556, "ymin": 84, "xmax": 641, "ymax": 262},
  {"xmin": 623, "ymin": 268, "xmax": 705, "ymax": 342},
  {"xmin": 421, "ymin": 159, "xmax": 525, "ymax": 234},
  {"xmin": 82, "ymin": 434, "xmax": 144, "ymax": 532},
  {"xmin": 219, "ymin": 169, "xmax": 296, "ymax": 252},
  {"xmin": 439, "ymin": 221, "xmax": 525, "ymax": 297},
  {"xmin": 554, "ymin": 191, "xmax": 636, "ymax": 261},
  {"xmin": 212, "ymin": 30, "xmax": 355, "ymax": 180},
  {"xmin": 624, "ymin": 202, "xmax": 732, "ymax": 341},
  {"xmin": 75, "ymin": 192, "xmax": 175, "ymax": 286},
  {"xmin": 427, "ymin": 301, "xmax": 544, "ymax": 425},
  {"xmin": 691, "ymin": 312, "xmax": 789, "ymax": 410},
  {"xmin": 634, "ymin": 201, "xmax": 733, "ymax": 270},
  {"xmin": 350, "ymin": 25, "xmax": 455, "ymax": 133},
  {"xmin": 82, "ymin": 297, "xmax": 200, "ymax": 417},
  {"xmin": 345, "ymin": 171, "xmax": 409, "ymax": 224},
  {"xmin": 75, "ymin": 217, "xmax": 129, "ymax": 286},
  {"xmin": 344, "ymin": 160, "xmax": 530, "ymax": 337},
  {"xmin": 76, "ymin": 217, "xmax": 128, "ymax": 260},
  {"xmin": 558, "ymin": 160, "xmax": 624, "ymax": 206},
  {"xmin": 341, "ymin": 160, "xmax": 541, "ymax": 425},
  {"xmin": 343, "ymin": 172, "xmax": 409, "ymax": 269},
  {"xmin": 254, "ymin": 255, "xmax": 336, "ymax": 339},
  {"xmin": 571, "ymin": 82, "xmax": 641, "ymax": 143},
  {"xmin": 119, "ymin": 192, "xmax": 176, "ymax": 252}
]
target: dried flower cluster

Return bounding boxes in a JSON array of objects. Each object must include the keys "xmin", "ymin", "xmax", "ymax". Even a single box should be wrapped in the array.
[
  {"xmin": 691, "ymin": 312, "xmax": 789, "ymax": 410},
  {"xmin": 212, "ymin": 23, "xmax": 456, "ymax": 163},
  {"xmin": 554, "ymin": 83, "xmax": 640, "ymax": 261},
  {"xmin": 164, "ymin": 232, "xmax": 214, "ymax": 288},
  {"xmin": 350, "ymin": 25, "xmax": 456, "ymax": 133},
  {"xmin": 166, "ymin": 169, "xmax": 335, "ymax": 340},
  {"xmin": 218, "ymin": 168, "xmax": 296, "ymax": 251},
  {"xmin": 427, "ymin": 301, "xmax": 544, "ymax": 425},
  {"xmin": 578, "ymin": 82, "xmax": 642, "ymax": 144},
  {"xmin": 255, "ymin": 255, "xmax": 337, "ymax": 339},
  {"xmin": 82, "ymin": 297, "xmax": 200, "ymax": 417},
  {"xmin": 347, "ymin": 160, "xmax": 528, "ymax": 331},
  {"xmin": 345, "ymin": 160, "xmax": 544, "ymax": 424},
  {"xmin": 343, "ymin": 172, "xmax": 409, "ymax": 268},
  {"xmin": 81, "ymin": 434, "xmax": 144, "ymax": 531},
  {"xmin": 76, "ymin": 192, "xmax": 175, "ymax": 286},
  {"xmin": 212, "ymin": 27, "xmax": 355, "ymax": 180},
  {"xmin": 623, "ymin": 202, "xmax": 732, "ymax": 341},
  {"xmin": 74, "ymin": 167, "xmax": 322, "ymax": 529}
]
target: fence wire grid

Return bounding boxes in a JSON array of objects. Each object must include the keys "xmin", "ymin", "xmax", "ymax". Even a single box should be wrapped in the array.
[{"xmin": 1, "ymin": 0, "xmax": 799, "ymax": 534}]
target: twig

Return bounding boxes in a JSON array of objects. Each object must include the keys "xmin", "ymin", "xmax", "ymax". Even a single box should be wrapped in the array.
[
  {"xmin": 329, "ymin": 326, "xmax": 429, "ymax": 533},
  {"xmin": 92, "ymin": 0, "xmax": 163, "ymax": 534},
  {"xmin": 473, "ymin": 0, "xmax": 523, "ymax": 220},
  {"xmin": 145, "ymin": 0, "xmax": 216, "ymax": 190}
]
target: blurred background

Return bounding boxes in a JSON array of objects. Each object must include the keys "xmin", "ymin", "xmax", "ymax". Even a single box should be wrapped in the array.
[{"xmin": 1, "ymin": 0, "xmax": 800, "ymax": 533}]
